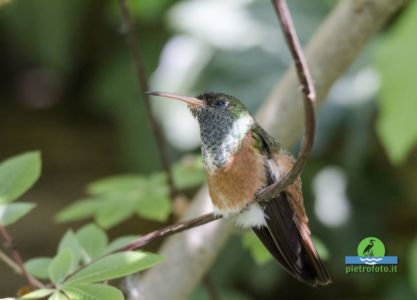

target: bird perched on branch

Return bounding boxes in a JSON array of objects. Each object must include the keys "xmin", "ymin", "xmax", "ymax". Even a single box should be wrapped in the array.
[{"xmin": 149, "ymin": 91, "xmax": 330, "ymax": 286}]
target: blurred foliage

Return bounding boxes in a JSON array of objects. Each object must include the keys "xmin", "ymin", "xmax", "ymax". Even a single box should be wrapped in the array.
[
  {"xmin": 409, "ymin": 237, "xmax": 417, "ymax": 295},
  {"xmin": 242, "ymin": 232, "xmax": 272, "ymax": 265},
  {"xmin": 1, "ymin": 0, "xmax": 89, "ymax": 74},
  {"xmin": 375, "ymin": 0, "xmax": 417, "ymax": 165},
  {"xmin": 0, "ymin": 0, "xmax": 11, "ymax": 8},
  {"xmin": 88, "ymin": 52, "xmax": 161, "ymax": 172},
  {"xmin": 312, "ymin": 236, "xmax": 330, "ymax": 261},
  {"xmin": 110, "ymin": 0, "xmax": 172, "ymax": 21},
  {"xmin": 1, "ymin": 0, "xmax": 417, "ymax": 299},
  {"xmin": 191, "ymin": 286, "xmax": 252, "ymax": 300},
  {"xmin": 0, "ymin": 153, "xmax": 162, "ymax": 299},
  {"xmin": 56, "ymin": 155, "xmax": 205, "ymax": 228}
]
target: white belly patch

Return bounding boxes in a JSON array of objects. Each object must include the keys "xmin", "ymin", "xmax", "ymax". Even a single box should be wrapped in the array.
[{"xmin": 213, "ymin": 202, "xmax": 267, "ymax": 229}]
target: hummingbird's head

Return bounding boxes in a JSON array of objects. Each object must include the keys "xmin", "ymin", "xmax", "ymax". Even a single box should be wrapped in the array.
[
  {"xmin": 148, "ymin": 91, "xmax": 255, "ymax": 170},
  {"xmin": 147, "ymin": 91, "xmax": 251, "ymax": 127}
]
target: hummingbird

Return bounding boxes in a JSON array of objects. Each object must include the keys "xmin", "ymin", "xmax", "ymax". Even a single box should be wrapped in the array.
[{"xmin": 149, "ymin": 91, "xmax": 330, "ymax": 286}]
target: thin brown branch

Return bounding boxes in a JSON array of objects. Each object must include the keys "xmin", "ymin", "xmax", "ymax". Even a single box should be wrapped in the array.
[
  {"xmin": 119, "ymin": 213, "xmax": 221, "ymax": 252},
  {"xmin": 256, "ymin": 0, "xmax": 316, "ymax": 201},
  {"xmin": 0, "ymin": 249, "xmax": 21, "ymax": 274},
  {"xmin": 117, "ymin": 0, "xmax": 177, "ymax": 198},
  {"xmin": 0, "ymin": 225, "xmax": 44, "ymax": 289},
  {"xmin": 63, "ymin": 213, "xmax": 221, "ymax": 283},
  {"xmin": 202, "ymin": 275, "xmax": 219, "ymax": 300}
]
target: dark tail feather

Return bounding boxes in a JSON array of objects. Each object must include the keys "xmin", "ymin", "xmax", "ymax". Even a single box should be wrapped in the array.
[{"xmin": 253, "ymin": 193, "xmax": 331, "ymax": 287}]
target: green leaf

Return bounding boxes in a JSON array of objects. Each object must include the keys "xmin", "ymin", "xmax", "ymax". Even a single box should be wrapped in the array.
[
  {"xmin": 48, "ymin": 291, "xmax": 67, "ymax": 300},
  {"xmin": 136, "ymin": 194, "xmax": 171, "ymax": 222},
  {"xmin": 148, "ymin": 172, "xmax": 168, "ymax": 190},
  {"xmin": 95, "ymin": 197, "xmax": 135, "ymax": 229},
  {"xmin": 135, "ymin": 174, "xmax": 171, "ymax": 222},
  {"xmin": 48, "ymin": 249, "xmax": 74, "ymax": 285},
  {"xmin": 242, "ymin": 232, "xmax": 272, "ymax": 265},
  {"xmin": 25, "ymin": 257, "xmax": 52, "ymax": 280},
  {"xmin": 63, "ymin": 283, "xmax": 123, "ymax": 300},
  {"xmin": 173, "ymin": 155, "xmax": 205, "ymax": 189},
  {"xmin": 87, "ymin": 175, "xmax": 146, "ymax": 195},
  {"xmin": 0, "ymin": 151, "xmax": 41, "ymax": 204},
  {"xmin": 375, "ymin": 0, "xmax": 417, "ymax": 164},
  {"xmin": 65, "ymin": 251, "xmax": 163, "ymax": 284},
  {"xmin": 76, "ymin": 224, "xmax": 108, "ymax": 263},
  {"xmin": 58, "ymin": 230, "xmax": 81, "ymax": 272},
  {"xmin": 0, "ymin": 202, "xmax": 35, "ymax": 226},
  {"xmin": 55, "ymin": 198, "xmax": 101, "ymax": 223},
  {"xmin": 409, "ymin": 237, "xmax": 417, "ymax": 295},
  {"xmin": 21, "ymin": 288, "xmax": 54, "ymax": 299},
  {"xmin": 105, "ymin": 235, "xmax": 138, "ymax": 254}
]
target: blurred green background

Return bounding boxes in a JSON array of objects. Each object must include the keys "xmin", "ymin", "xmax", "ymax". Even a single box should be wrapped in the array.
[{"xmin": 1, "ymin": 0, "xmax": 417, "ymax": 299}]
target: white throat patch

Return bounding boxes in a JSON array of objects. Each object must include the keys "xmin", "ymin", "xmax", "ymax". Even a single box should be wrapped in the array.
[{"xmin": 203, "ymin": 113, "xmax": 254, "ymax": 174}]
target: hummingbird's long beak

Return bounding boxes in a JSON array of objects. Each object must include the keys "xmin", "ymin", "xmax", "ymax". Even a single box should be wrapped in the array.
[{"xmin": 146, "ymin": 91, "xmax": 205, "ymax": 107}]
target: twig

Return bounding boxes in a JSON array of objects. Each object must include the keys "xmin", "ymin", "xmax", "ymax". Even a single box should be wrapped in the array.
[
  {"xmin": 256, "ymin": 0, "xmax": 316, "ymax": 201},
  {"xmin": 63, "ymin": 213, "xmax": 221, "ymax": 283},
  {"xmin": 0, "ymin": 249, "xmax": 20, "ymax": 274},
  {"xmin": 119, "ymin": 213, "xmax": 221, "ymax": 252},
  {"xmin": 117, "ymin": 0, "xmax": 177, "ymax": 198},
  {"xmin": 202, "ymin": 275, "xmax": 219, "ymax": 300},
  {"xmin": 0, "ymin": 225, "xmax": 44, "ymax": 289}
]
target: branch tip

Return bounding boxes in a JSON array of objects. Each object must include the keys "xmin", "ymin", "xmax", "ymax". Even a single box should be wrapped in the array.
[
  {"xmin": 256, "ymin": 0, "xmax": 316, "ymax": 201},
  {"xmin": 117, "ymin": 0, "xmax": 177, "ymax": 199}
]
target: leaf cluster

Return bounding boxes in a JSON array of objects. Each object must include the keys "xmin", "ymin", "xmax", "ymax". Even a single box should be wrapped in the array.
[
  {"xmin": 56, "ymin": 155, "xmax": 205, "ymax": 228},
  {"xmin": 23, "ymin": 224, "xmax": 163, "ymax": 300}
]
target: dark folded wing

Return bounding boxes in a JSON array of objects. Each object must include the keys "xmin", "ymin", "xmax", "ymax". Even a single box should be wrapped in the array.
[
  {"xmin": 257, "ymin": 193, "xmax": 330, "ymax": 286},
  {"xmin": 251, "ymin": 123, "xmax": 330, "ymax": 286}
]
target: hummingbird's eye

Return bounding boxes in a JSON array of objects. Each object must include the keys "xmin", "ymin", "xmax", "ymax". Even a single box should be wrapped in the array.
[{"xmin": 213, "ymin": 100, "xmax": 228, "ymax": 109}]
